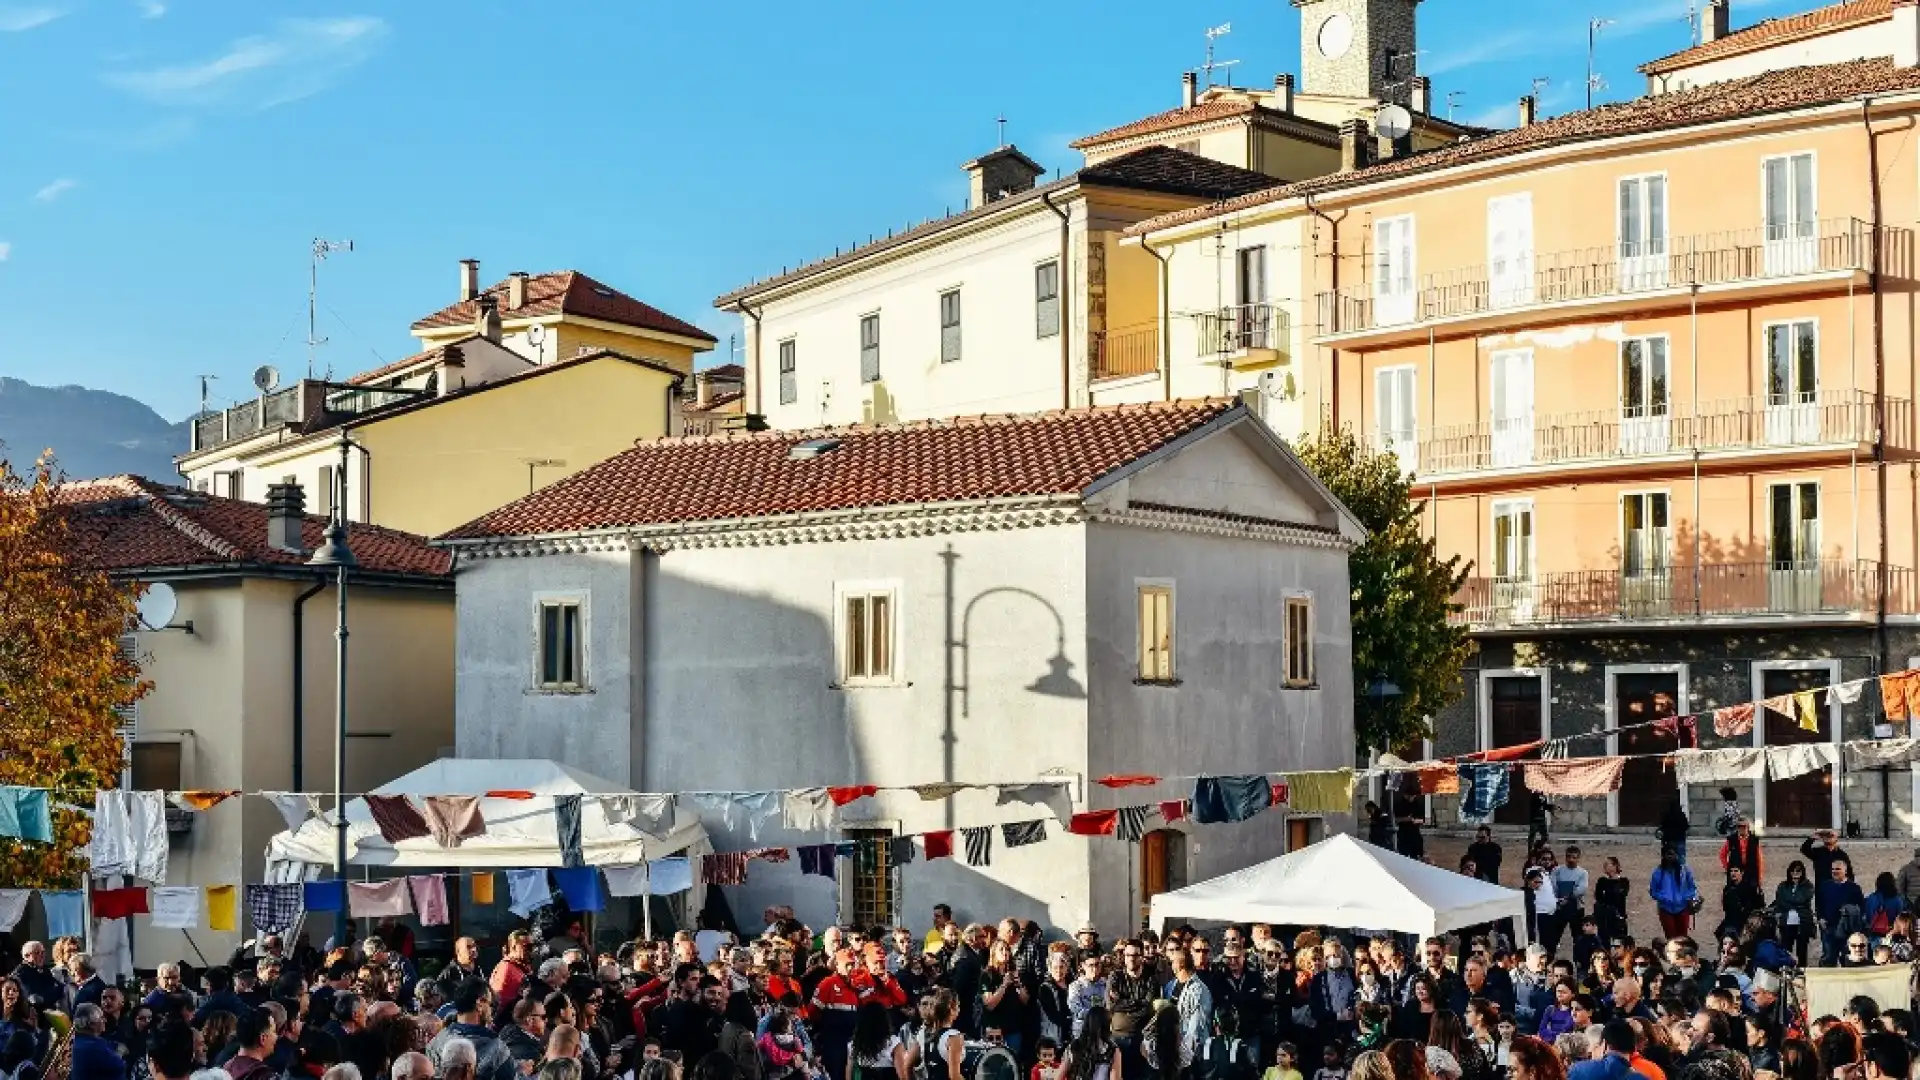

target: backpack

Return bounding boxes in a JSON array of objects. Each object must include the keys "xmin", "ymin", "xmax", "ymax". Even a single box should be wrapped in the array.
[{"xmin": 1871, "ymin": 904, "xmax": 1894, "ymax": 936}]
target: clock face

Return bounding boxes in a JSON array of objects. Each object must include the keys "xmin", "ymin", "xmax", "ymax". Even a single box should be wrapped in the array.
[{"xmin": 1317, "ymin": 12, "xmax": 1354, "ymax": 59}]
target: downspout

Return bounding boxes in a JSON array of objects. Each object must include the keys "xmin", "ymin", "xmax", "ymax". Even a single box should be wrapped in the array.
[
  {"xmin": 1863, "ymin": 97, "xmax": 1889, "ymax": 670},
  {"xmin": 1042, "ymin": 189, "xmax": 1072, "ymax": 409},
  {"xmin": 291, "ymin": 578, "xmax": 327, "ymax": 790},
  {"xmin": 1306, "ymin": 193, "xmax": 1347, "ymax": 426},
  {"xmin": 1141, "ymin": 234, "xmax": 1172, "ymax": 401},
  {"xmin": 738, "ymin": 298, "xmax": 765, "ymax": 416}
]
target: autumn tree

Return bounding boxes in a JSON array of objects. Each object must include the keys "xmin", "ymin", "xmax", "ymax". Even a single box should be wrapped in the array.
[
  {"xmin": 0, "ymin": 452, "xmax": 147, "ymax": 887},
  {"xmin": 1292, "ymin": 426, "xmax": 1474, "ymax": 755}
]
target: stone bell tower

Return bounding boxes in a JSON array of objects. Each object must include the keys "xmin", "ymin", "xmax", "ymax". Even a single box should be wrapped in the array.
[{"xmin": 1293, "ymin": 0, "xmax": 1421, "ymax": 104}]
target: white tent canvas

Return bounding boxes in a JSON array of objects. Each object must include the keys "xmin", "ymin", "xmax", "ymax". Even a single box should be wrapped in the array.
[
  {"xmin": 1149, "ymin": 833, "xmax": 1526, "ymax": 939},
  {"xmin": 264, "ymin": 759, "xmax": 706, "ymax": 870}
]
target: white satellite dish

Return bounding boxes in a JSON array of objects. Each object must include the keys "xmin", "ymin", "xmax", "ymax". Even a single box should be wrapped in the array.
[
  {"xmin": 1375, "ymin": 104, "xmax": 1413, "ymax": 141},
  {"xmin": 253, "ymin": 365, "xmax": 281, "ymax": 393},
  {"xmin": 136, "ymin": 583, "xmax": 178, "ymax": 631}
]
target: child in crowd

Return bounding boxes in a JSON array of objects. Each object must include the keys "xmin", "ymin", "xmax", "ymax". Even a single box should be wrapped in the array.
[
  {"xmin": 1032, "ymin": 1039, "xmax": 1061, "ymax": 1080},
  {"xmin": 1715, "ymin": 787, "xmax": 1742, "ymax": 836},
  {"xmin": 1264, "ymin": 1044, "xmax": 1303, "ymax": 1080},
  {"xmin": 1314, "ymin": 1041, "xmax": 1347, "ymax": 1080}
]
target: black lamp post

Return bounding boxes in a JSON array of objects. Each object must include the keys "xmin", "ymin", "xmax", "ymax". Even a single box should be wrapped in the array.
[{"xmin": 306, "ymin": 431, "xmax": 357, "ymax": 940}]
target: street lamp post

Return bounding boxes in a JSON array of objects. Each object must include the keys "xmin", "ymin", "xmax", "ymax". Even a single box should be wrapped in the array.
[{"xmin": 307, "ymin": 431, "xmax": 358, "ymax": 941}]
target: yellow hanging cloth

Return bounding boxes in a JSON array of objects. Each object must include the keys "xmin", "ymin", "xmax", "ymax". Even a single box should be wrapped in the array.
[
  {"xmin": 205, "ymin": 885, "xmax": 237, "ymax": 931},
  {"xmin": 471, "ymin": 872, "xmax": 495, "ymax": 905},
  {"xmin": 1794, "ymin": 689, "xmax": 1820, "ymax": 733}
]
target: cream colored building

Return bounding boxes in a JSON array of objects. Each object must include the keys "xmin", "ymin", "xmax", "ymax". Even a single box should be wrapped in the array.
[
  {"xmin": 60, "ymin": 476, "xmax": 453, "ymax": 966},
  {"xmin": 1641, "ymin": 0, "xmax": 1905, "ymax": 93}
]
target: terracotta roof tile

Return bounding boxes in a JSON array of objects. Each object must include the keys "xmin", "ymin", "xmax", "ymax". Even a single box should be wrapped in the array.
[
  {"xmin": 1070, "ymin": 98, "xmax": 1265, "ymax": 149},
  {"xmin": 441, "ymin": 399, "xmax": 1240, "ymax": 541},
  {"xmin": 345, "ymin": 342, "xmax": 466, "ymax": 387},
  {"xmin": 412, "ymin": 270, "xmax": 716, "ymax": 344},
  {"xmin": 1641, "ymin": 0, "xmax": 1892, "ymax": 74},
  {"xmin": 56, "ymin": 476, "xmax": 452, "ymax": 577},
  {"xmin": 1128, "ymin": 58, "xmax": 1920, "ymax": 237}
]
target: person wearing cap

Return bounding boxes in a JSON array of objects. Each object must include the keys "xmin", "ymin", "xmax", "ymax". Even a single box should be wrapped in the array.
[
  {"xmin": 1801, "ymin": 829, "xmax": 1852, "ymax": 885},
  {"xmin": 1073, "ymin": 924, "xmax": 1102, "ymax": 969}
]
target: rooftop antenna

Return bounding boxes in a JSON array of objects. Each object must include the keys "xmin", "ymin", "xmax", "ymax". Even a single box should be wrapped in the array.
[
  {"xmin": 308, "ymin": 238, "xmax": 354, "ymax": 379},
  {"xmin": 1445, "ymin": 90, "xmax": 1465, "ymax": 121},
  {"xmin": 1586, "ymin": 18, "xmax": 1614, "ymax": 109},
  {"xmin": 1684, "ymin": 0, "xmax": 1700, "ymax": 44},
  {"xmin": 198, "ymin": 374, "xmax": 217, "ymax": 417},
  {"xmin": 1201, "ymin": 22, "xmax": 1240, "ymax": 87},
  {"xmin": 996, "ymin": 114, "xmax": 1008, "ymax": 147}
]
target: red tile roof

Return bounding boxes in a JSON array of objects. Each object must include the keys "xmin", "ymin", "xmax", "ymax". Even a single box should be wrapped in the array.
[
  {"xmin": 1128, "ymin": 58, "xmax": 1920, "ymax": 236},
  {"xmin": 56, "ymin": 476, "xmax": 452, "ymax": 578},
  {"xmin": 1641, "ymin": 0, "xmax": 1892, "ymax": 74},
  {"xmin": 441, "ymin": 399, "xmax": 1240, "ymax": 541},
  {"xmin": 345, "ymin": 342, "xmax": 465, "ymax": 387},
  {"xmin": 1070, "ymin": 98, "xmax": 1268, "ymax": 149},
  {"xmin": 412, "ymin": 270, "xmax": 717, "ymax": 344}
]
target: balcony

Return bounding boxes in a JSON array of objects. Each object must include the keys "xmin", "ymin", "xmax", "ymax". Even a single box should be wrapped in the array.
[
  {"xmin": 187, "ymin": 380, "xmax": 431, "ymax": 455},
  {"xmin": 1091, "ymin": 323, "xmax": 1160, "ymax": 382},
  {"xmin": 1317, "ymin": 218, "xmax": 1894, "ymax": 345},
  {"xmin": 1396, "ymin": 390, "xmax": 1909, "ymax": 480},
  {"xmin": 1453, "ymin": 560, "xmax": 1914, "ymax": 630},
  {"xmin": 1193, "ymin": 303, "xmax": 1289, "ymax": 368}
]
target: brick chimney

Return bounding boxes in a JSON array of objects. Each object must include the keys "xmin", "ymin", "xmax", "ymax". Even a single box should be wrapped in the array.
[
  {"xmin": 474, "ymin": 293, "xmax": 502, "ymax": 343},
  {"xmin": 1518, "ymin": 95, "xmax": 1537, "ymax": 127},
  {"xmin": 1182, "ymin": 71, "xmax": 1198, "ymax": 109},
  {"xmin": 1896, "ymin": 0, "xmax": 1919, "ymax": 68},
  {"xmin": 962, "ymin": 145, "xmax": 1046, "ymax": 209},
  {"xmin": 1411, "ymin": 76, "xmax": 1432, "ymax": 115},
  {"xmin": 1273, "ymin": 73, "xmax": 1295, "ymax": 113},
  {"xmin": 459, "ymin": 258, "xmax": 479, "ymax": 302},
  {"xmin": 1339, "ymin": 118, "xmax": 1369, "ymax": 172},
  {"xmin": 507, "ymin": 271, "xmax": 529, "ymax": 310},
  {"xmin": 266, "ymin": 482, "xmax": 306, "ymax": 553},
  {"xmin": 1701, "ymin": 0, "xmax": 1731, "ymax": 43}
]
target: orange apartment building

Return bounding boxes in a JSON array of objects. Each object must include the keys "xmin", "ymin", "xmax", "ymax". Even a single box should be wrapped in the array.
[{"xmin": 1133, "ymin": 0, "xmax": 1920, "ymax": 836}]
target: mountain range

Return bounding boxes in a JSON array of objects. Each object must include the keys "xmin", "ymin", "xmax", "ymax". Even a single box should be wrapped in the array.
[{"xmin": 0, "ymin": 378, "xmax": 187, "ymax": 482}]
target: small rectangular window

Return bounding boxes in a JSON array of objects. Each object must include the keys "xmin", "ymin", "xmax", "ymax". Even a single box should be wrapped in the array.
[
  {"xmin": 841, "ymin": 590, "xmax": 895, "ymax": 682},
  {"xmin": 1137, "ymin": 584, "xmax": 1174, "ymax": 682},
  {"xmin": 1284, "ymin": 597, "xmax": 1314, "ymax": 687},
  {"xmin": 536, "ymin": 599, "xmax": 584, "ymax": 689},
  {"xmin": 223, "ymin": 471, "xmax": 244, "ymax": 500},
  {"xmin": 859, "ymin": 314, "xmax": 881, "ymax": 383},
  {"xmin": 939, "ymin": 290, "xmax": 962, "ymax": 364},
  {"xmin": 845, "ymin": 826, "xmax": 899, "ymax": 927},
  {"xmin": 1035, "ymin": 261, "xmax": 1061, "ymax": 339},
  {"xmin": 778, "ymin": 339, "xmax": 798, "ymax": 406}
]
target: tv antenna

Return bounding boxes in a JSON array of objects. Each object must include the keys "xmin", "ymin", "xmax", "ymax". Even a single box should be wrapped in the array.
[
  {"xmin": 198, "ymin": 374, "xmax": 217, "ymax": 417},
  {"xmin": 1445, "ymin": 90, "xmax": 1465, "ymax": 121},
  {"xmin": 308, "ymin": 237, "xmax": 354, "ymax": 379},
  {"xmin": 1586, "ymin": 18, "xmax": 1614, "ymax": 109},
  {"xmin": 995, "ymin": 114, "xmax": 1008, "ymax": 147},
  {"xmin": 1684, "ymin": 0, "xmax": 1700, "ymax": 44},
  {"xmin": 1201, "ymin": 23, "xmax": 1240, "ymax": 87}
]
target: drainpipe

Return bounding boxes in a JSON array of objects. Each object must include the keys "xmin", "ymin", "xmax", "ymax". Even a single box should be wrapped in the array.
[
  {"xmin": 1863, "ymin": 98, "xmax": 1890, "ymax": 670},
  {"xmin": 1141, "ymin": 234, "xmax": 1172, "ymax": 401},
  {"xmin": 1042, "ymin": 189, "xmax": 1072, "ymax": 409},
  {"xmin": 291, "ymin": 579, "xmax": 327, "ymax": 790},
  {"xmin": 1306, "ymin": 193, "xmax": 1347, "ymax": 426},
  {"xmin": 738, "ymin": 298, "xmax": 765, "ymax": 416}
]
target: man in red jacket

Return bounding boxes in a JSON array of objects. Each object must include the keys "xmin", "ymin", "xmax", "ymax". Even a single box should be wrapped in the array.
[
  {"xmin": 811, "ymin": 949, "xmax": 862, "ymax": 1080},
  {"xmin": 853, "ymin": 944, "xmax": 908, "ymax": 1011}
]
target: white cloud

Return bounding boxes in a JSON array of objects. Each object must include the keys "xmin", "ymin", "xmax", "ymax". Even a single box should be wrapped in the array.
[
  {"xmin": 138, "ymin": 0, "xmax": 166, "ymax": 17},
  {"xmin": 1426, "ymin": 31, "xmax": 1533, "ymax": 77},
  {"xmin": 0, "ymin": 5, "xmax": 64, "ymax": 32},
  {"xmin": 0, "ymin": 242, "xmax": 12, "ymax": 262},
  {"xmin": 104, "ymin": 16, "xmax": 388, "ymax": 110},
  {"xmin": 33, "ymin": 178, "xmax": 75, "ymax": 202}
]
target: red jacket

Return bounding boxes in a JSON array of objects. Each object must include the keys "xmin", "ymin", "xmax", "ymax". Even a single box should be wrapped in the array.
[
  {"xmin": 810, "ymin": 974, "xmax": 860, "ymax": 1019},
  {"xmin": 853, "ymin": 970, "xmax": 908, "ymax": 1010}
]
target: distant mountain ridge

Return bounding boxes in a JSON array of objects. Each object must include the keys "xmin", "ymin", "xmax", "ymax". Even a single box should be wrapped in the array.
[{"xmin": 0, "ymin": 378, "xmax": 187, "ymax": 482}]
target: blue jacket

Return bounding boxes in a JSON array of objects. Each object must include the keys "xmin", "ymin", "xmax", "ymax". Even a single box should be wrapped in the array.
[
  {"xmin": 1568, "ymin": 1054, "xmax": 1634, "ymax": 1080},
  {"xmin": 1817, "ymin": 879, "xmax": 1866, "ymax": 923},
  {"xmin": 1864, "ymin": 891, "xmax": 1906, "ymax": 931},
  {"xmin": 1649, "ymin": 865, "xmax": 1698, "ymax": 914},
  {"xmin": 70, "ymin": 1034, "xmax": 126, "ymax": 1080}
]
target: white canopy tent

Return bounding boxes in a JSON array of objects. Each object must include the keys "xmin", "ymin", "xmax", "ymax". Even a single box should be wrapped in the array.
[
  {"xmin": 1149, "ymin": 833, "xmax": 1526, "ymax": 939},
  {"xmin": 264, "ymin": 758, "xmax": 707, "ymax": 871}
]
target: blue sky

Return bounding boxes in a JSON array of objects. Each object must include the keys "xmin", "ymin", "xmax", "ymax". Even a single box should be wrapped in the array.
[{"xmin": 0, "ymin": 0, "xmax": 1793, "ymax": 419}]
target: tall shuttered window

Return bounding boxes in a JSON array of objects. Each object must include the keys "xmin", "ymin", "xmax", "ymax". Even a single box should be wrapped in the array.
[
  {"xmin": 778, "ymin": 339, "xmax": 798, "ymax": 405},
  {"xmin": 840, "ymin": 590, "xmax": 895, "ymax": 683},
  {"xmin": 536, "ymin": 599, "xmax": 585, "ymax": 690},
  {"xmin": 1035, "ymin": 262, "xmax": 1060, "ymax": 339},
  {"xmin": 1284, "ymin": 596, "xmax": 1314, "ymax": 688},
  {"xmin": 1137, "ymin": 584, "xmax": 1174, "ymax": 682},
  {"xmin": 939, "ymin": 290, "xmax": 962, "ymax": 364},
  {"xmin": 859, "ymin": 315, "xmax": 881, "ymax": 383}
]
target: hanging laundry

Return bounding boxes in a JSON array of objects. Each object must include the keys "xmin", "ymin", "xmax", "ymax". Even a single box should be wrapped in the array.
[
  {"xmin": 89, "ymin": 790, "xmax": 168, "ymax": 883},
  {"xmin": 1766, "ymin": 743, "xmax": 1841, "ymax": 782},
  {"xmin": 551, "ymin": 867, "xmax": 603, "ymax": 913},
  {"xmin": 409, "ymin": 876, "xmax": 449, "ymax": 927},
  {"xmin": 365, "ymin": 795, "xmax": 432, "ymax": 843},
  {"xmin": 421, "ymin": 796, "xmax": 485, "ymax": 848},
  {"xmin": 828, "ymin": 786, "xmax": 877, "ymax": 806},
  {"xmin": 598, "ymin": 794, "xmax": 673, "ymax": 835},
  {"xmin": 1159, "ymin": 799, "xmax": 1188, "ymax": 823},
  {"xmin": 0, "ymin": 788, "xmax": 49, "ymax": 844},
  {"xmin": 348, "ymin": 879, "xmax": 413, "ymax": 918},
  {"xmin": 40, "ymin": 890, "xmax": 84, "ymax": 939},
  {"xmin": 747, "ymin": 847, "xmax": 791, "ymax": 863},
  {"xmin": 1713, "ymin": 704, "xmax": 1757, "ymax": 739},
  {"xmin": 89, "ymin": 886, "xmax": 149, "ymax": 920},
  {"xmin": 1462, "ymin": 741, "xmax": 1547, "ymax": 763},
  {"xmin": 701, "ymin": 852, "xmax": 749, "ymax": 886},
  {"xmin": 1192, "ymin": 775, "xmax": 1272, "ymax": 824},
  {"xmin": 600, "ymin": 865, "xmax": 649, "ymax": 898},
  {"xmin": 1833, "ymin": 680, "xmax": 1867, "ymax": 705},
  {"xmin": 1673, "ymin": 747, "xmax": 1767, "ymax": 784},
  {"xmin": 506, "ymin": 870, "xmax": 553, "ymax": 917},
  {"xmin": 854, "ymin": 839, "xmax": 883, "ymax": 875},
  {"xmin": 1097, "ymin": 775, "xmax": 1161, "ymax": 788},
  {"xmin": 995, "ymin": 782, "xmax": 1072, "ymax": 823},
  {"xmin": 1846, "ymin": 738, "xmax": 1920, "ymax": 769},
  {"xmin": 1884, "ymin": 672, "xmax": 1917, "ymax": 722},
  {"xmin": 1116, "ymin": 806, "xmax": 1152, "ymax": 842},
  {"xmin": 0, "ymin": 890, "xmax": 32, "ymax": 933},
  {"xmin": 260, "ymin": 792, "xmax": 323, "ymax": 833},
  {"xmin": 1002, "ymin": 820, "xmax": 1047, "ymax": 848},
  {"xmin": 148, "ymin": 887, "xmax": 201, "ymax": 931},
  {"xmin": 1456, "ymin": 764, "xmax": 1512, "ymax": 825},
  {"xmin": 1759, "ymin": 694, "xmax": 1797, "ymax": 721},
  {"xmin": 796, "ymin": 845, "xmax": 837, "ymax": 879},
  {"xmin": 911, "ymin": 783, "xmax": 970, "ymax": 801},
  {"xmin": 1069, "ymin": 810, "xmax": 1118, "ymax": 836},
  {"xmin": 172, "ymin": 790, "xmax": 239, "ymax": 811},
  {"xmin": 553, "ymin": 794, "xmax": 585, "ymax": 868},
  {"xmin": 1520, "ymin": 758, "xmax": 1626, "ymax": 797},
  {"xmin": 1413, "ymin": 765, "xmax": 1460, "ymax": 795},
  {"xmin": 887, "ymin": 837, "xmax": 917, "ymax": 867},
  {"xmin": 205, "ymin": 885, "xmax": 238, "ymax": 931},
  {"xmin": 834, "ymin": 841, "xmax": 858, "ymax": 858},
  {"xmin": 1653, "ymin": 715, "xmax": 1700, "ymax": 749},
  {"xmin": 962, "ymin": 826, "xmax": 993, "ymax": 866},
  {"xmin": 693, "ymin": 792, "xmax": 780, "ymax": 842},
  {"xmin": 245, "ymin": 884, "xmax": 304, "ymax": 933},
  {"xmin": 1284, "ymin": 770, "xmax": 1356, "ymax": 814},
  {"xmin": 782, "ymin": 788, "xmax": 834, "ymax": 831},
  {"xmin": 486, "ymin": 790, "xmax": 536, "ymax": 800},
  {"xmin": 1270, "ymin": 782, "xmax": 1290, "ymax": 806},
  {"xmin": 922, "ymin": 831, "xmax": 954, "ymax": 860},
  {"xmin": 302, "ymin": 880, "xmax": 346, "ymax": 913},
  {"xmin": 470, "ymin": 872, "xmax": 495, "ymax": 905},
  {"xmin": 645, "ymin": 858, "xmax": 692, "ymax": 896},
  {"xmin": 1793, "ymin": 690, "xmax": 1822, "ymax": 732}
]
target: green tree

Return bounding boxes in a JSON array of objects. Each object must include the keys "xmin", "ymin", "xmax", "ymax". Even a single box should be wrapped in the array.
[{"xmin": 1292, "ymin": 425, "xmax": 1474, "ymax": 754}]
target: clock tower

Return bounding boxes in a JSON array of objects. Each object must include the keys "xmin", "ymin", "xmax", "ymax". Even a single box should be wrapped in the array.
[{"xmin": 1294, "ymin": 0, "xmax": 1420, "ymax": 104}]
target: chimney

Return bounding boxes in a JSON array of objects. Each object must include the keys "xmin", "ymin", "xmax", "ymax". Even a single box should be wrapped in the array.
[
  {"xmin": 458, "ymin": 258, "xmax": 479, "ymax": 302},
  {"xmin": 1182, "ymin": 71, "xmax": 1198, "ymax": 109},
  {"xmin": 475, "ymin": 293, "xmax": 502, "ymax": 343},
  {"xmin": 266, "ymin": 482, "xmax": 307, "ymax": 554},
  {"xmin": 1518, "ymin": 95, "xmax": 1537, "ymax": 126},
  {"xmin": 962, "ymin": 145, "xmax": 1046, "ymax": 209},
  {"xmin": 694, "ymin": 371, "xmax": 713, "ymax": 410},
  {"xmin": 1701, "ymin": 0, "xmax": 1731, "ymax": 43},
  {"xmin": 1896, "ymin": 0, "xmax": 1919, "ymax": 68},
  {"xmin": 507, "ymin": 271, "xmax": 529, "ymax": 311},
  {"xmin": 1411, "ymin": 76, "xmax": 1432, "ymax": 115},
  {"xmin": 1339, "ymin": 117, "xmax": 1368, "ymax": 172},
  {"xmin": 1273, "ymin": 73, "xmax": 1295, "ymax": 113}
]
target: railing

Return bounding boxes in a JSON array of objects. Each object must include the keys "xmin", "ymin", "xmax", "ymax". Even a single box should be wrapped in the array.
[
  {"xmin": 1192, "ymin": 303, "xmax": 1288, "ymax": 358},
  {"xmin": 1319, "ymin": 218, "xmax": 1889, "ymax": 335},
  {"xmin": 1406, "ymin": 390, "xmax": 1908, "ymax": 475},
  {"xmin": 1091, "ymin": 324, "xmax": 1161, "ymax": 381},
  {"xmin": 323, "ymin": 385, "xmax": 424, "ymax": 416},
  {"xmin": 188, "ymin": 381, "xmax": 428, "ymax": 454},
  {"xmin": 1453, "ymin": 560, "xmax": 1914, "ymax": 628}
]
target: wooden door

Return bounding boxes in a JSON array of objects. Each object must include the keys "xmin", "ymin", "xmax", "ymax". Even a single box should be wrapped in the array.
[
  {"xmin": 1141, "ymin": 830, "xmax": 1187, "ymax": 902},
  {"xmin": 1488, "ymin": 676, "xmax": 1542, "ymax": 825},
  {"xmin": 1617, "ymin": 673, "xmax": 1681, "ymax": 827},
  {"xmin": 1763, "ymin": 668, "xmax": 1833, "ymax": 829}
]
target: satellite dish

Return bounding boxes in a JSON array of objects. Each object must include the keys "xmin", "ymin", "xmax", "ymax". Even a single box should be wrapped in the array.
[
  {"xmin": 1375, "ymin": 104, "xmax": 1413, "ymax": 141},
  {"xmin": 253, "ymin": 365, "xmax": 281, "ymax": 393},
  {"xmin": 136, "ymin": 583, "xmax": 177, "ymax": 631}
]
